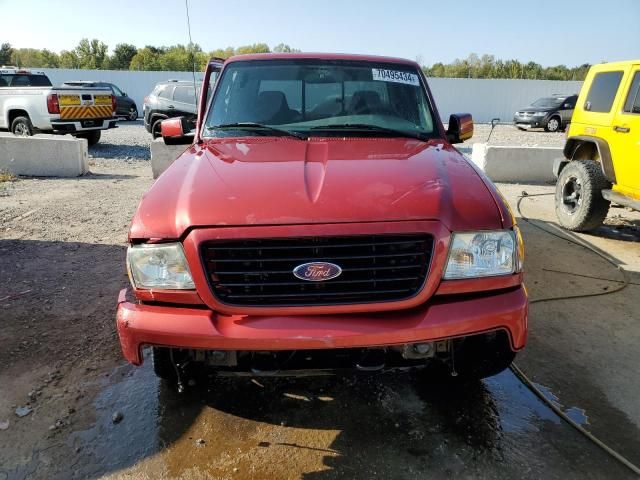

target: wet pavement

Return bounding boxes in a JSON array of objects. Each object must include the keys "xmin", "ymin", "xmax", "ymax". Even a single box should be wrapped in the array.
[
  {"xmin": 3, "ymin": 177, "xmax": 640, "ymax": 479},
  {"xmin": 14, "ymin": 354, "xmax": 631, "ymax": 480}
]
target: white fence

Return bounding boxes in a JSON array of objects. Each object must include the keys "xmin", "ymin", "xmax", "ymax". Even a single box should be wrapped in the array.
[{"xmin": 40, "ymin": 68, "xmax": 582, "ymax": 123}]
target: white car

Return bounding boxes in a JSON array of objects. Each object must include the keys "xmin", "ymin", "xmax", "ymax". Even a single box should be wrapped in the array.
[{"xmin": 0, "ymin": 68, "xmax": 117, "ymax": 145}]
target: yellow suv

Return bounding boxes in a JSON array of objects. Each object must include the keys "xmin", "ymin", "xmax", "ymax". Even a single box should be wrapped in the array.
[{"xmin": 554, "ymin": 60, "xmax": 640, "ymax": 231}]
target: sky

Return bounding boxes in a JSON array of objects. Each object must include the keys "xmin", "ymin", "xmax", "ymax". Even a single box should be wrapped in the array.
[{"xmin": 1, "ymin": 0, "xmax": 639, "ymax": 67}]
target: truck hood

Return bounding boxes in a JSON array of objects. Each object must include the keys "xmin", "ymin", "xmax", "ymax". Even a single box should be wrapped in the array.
[{"xmin": 130, "ymin": 137, "xmax": 505, "ymax": 239}]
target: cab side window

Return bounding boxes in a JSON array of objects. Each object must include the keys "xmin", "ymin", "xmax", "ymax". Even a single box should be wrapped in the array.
[
  {"xmin": 584, "ymin": 71, "xmax": 623, "ymax": 112},
  {"xmin": 10, "ymin": 75, "xmax": 32, "ymax": 87},
  {"xmin": 622, "ymin": 72, "xmax": 640, "ymax": 114},
  {"xmin": 565, "ymin": 96, "xmax": 577, "ymax": 109},
  {"xmin": 173, "ymin": 86, "xmax": 196, "ymax": 105},
  {"xmin": 157, "ymin": 85, "xmax": 174, "ymax": 100}
]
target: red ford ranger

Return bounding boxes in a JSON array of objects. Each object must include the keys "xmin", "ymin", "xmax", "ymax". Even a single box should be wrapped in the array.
[{"xmin": 116, "ymin": 53, "xmax": 527, "ymax": 387}]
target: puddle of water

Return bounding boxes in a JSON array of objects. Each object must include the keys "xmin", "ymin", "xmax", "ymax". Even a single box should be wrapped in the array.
[
  {"xmin": 484, "ymin": 371, "xmax": 560, "ymax": 433},
  {"xmin": 532, "ymin": 382, "xmax": 590, "ymax": 426},
  {"xmin": 67, "ymin": 357, "xmax": 162, "ymax": 477}
]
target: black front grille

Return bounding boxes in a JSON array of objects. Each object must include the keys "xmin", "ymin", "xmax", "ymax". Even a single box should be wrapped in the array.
[{"xmin": 201, "ymin": 234, "xmax": 433, "ymax": 306}]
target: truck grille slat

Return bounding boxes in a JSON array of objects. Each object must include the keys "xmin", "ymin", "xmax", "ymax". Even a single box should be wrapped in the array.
[
  {"xmin": 207, "ymin": 251, "xmax": 425, "ymax": 263},
  {"xmin": 218, "ymin": 277, "xmax": 420, "ymax": 287},
  {"xmin": 201, "ymin": 234, "xmax": 433, "ymax": 306},
  {"xmin": 225, "ymin": 288, "xmax": 413, "ymax": 300}
]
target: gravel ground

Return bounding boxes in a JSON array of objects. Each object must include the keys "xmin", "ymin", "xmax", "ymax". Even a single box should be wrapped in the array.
[{"xmin": 88, "ymin": 120, "xmax": 151, "ymax": 161}]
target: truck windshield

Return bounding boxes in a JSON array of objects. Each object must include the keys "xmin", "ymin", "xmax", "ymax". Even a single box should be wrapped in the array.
[{"xmin": 204, "ymin": 60, "xmax": 437, "ymax": 140}]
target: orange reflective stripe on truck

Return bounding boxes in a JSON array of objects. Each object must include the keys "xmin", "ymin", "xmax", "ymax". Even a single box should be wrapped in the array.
[{"xmin": 59, "ymin": 105, "xmax": 113, "ymax": 119}]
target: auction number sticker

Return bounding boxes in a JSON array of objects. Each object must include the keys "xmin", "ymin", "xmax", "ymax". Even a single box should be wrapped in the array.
[{"xmin": 372, "ymin": 68, "xmax": 420, "ymax": 86}]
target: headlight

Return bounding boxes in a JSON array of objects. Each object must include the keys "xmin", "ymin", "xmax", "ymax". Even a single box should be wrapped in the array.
[
  {"xmin": 533, "ymin": 111, "xmax": 548, "ymax": 116},
  {"xmin": 127, "ymin": 243, "xmax": 195, "ymax": 289},
  {"xmin": 444, "ymin": 230, "xmax": 521, "ymax": 279}
]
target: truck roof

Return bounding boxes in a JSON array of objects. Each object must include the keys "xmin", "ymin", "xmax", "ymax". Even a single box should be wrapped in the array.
[
  {"xmin": 0, "ymin": 68, "xmax": 46, "ymax": 75},
  {"xmin": 589, "ymin": 59, "xmax": 640, "ymax": 71},
  {"xmin": 225, "ymin": 52, "xmax": 420, "ymax": 68}
]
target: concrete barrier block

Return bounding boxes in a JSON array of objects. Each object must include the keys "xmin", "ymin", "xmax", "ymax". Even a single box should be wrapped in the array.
[
  {"xmin": 471, "ymin": 143, "xmax": 562, "ymax": 183},
  {"xmin": 151, "ymin": 138, "xmax": 188, "ymax": 179},
  {"xmin": 0, "ymin": 132, "xmax": 88, "ymax": 177}
]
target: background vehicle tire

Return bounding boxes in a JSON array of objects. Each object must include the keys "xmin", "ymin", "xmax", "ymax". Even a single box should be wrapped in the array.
[
  {"xmin": 152, "ymin": 347, "xmax": 178, "ymax": 382},
  {"xmin": 128, "ymin": 107, "xmax": 138, "ymax": 121},
  {"xmin": 11, "ymin": 116, "xmax": 34, "ymax": 136},
  {"xmin": 544, "ymin": 116, "xmax": 561, "ymax": 132},
  {"xmin": 76, "ymin": 130, "xmax": 101, "ymax": 146},
  {"xmin": 555, "ymin": 160, "xmax": 611, "ymax": 231},
  {"xmin": 152, "ymin": 119, "xmax": 163, "ymax": 139}
]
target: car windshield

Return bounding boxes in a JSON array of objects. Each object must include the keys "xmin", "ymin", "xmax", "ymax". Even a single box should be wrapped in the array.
[
  {"xmin": 204, "ymin": 60, "xmax": 437, "ymax": 140},
  {"xmin": 530, "ymin": 97, "xmax": 564, "ymax": 108}
]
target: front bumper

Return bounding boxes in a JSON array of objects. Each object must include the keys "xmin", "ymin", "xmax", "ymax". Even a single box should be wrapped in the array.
[
  {"xmin": 116, "ymin": 285, "xmax": 528, "ymax": 365},
  {"xmin": 513, "ymin": 114, "xmax": 548, "ymax": 128},
  {"xmin": 51, "ymin": 118, "xmax": 117, "ymax": 133}
]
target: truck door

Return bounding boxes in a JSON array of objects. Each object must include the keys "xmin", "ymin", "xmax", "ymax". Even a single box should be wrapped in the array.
[{"xmin": 610, "ymin": 66, "xmax": 640, "ymax": 198}]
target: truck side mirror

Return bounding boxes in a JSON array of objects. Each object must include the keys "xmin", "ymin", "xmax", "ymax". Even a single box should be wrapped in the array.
[
  {"xmin": 161, "ymin": 117, "xmax": 194, "ymax": 145},
  {"xmin": 446, "ymin": 113, "xmax": 473, "ymax": 144}
]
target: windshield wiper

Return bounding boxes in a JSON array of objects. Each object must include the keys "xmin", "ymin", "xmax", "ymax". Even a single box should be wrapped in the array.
[
  {"xmin": 309, "ymin": 124, "xmax": 429, "ymax": 141},
  {"xmin": 206, "ymin": 122, "xmax": 308, "ymax": 140}
]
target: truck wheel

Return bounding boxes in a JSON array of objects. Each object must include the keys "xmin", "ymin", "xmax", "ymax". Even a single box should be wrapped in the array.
[
  {"xmin": 151, "ymin": 119, "xmax": 163, "ymax": 138},
  {"xmin": 152, "ymin": 347, "xmax": 178, "ymax": 382},
  {"xmin": 11, "ymin": 116, "xmax": 34, "ymax": 136},
  {"xmin": 452, "ymin": 331, "xmax": 516, "ymax": 380},
  {"xmin": 555, "ymin": 160, "xmax": 611, "ymax": 231},
  {"xmin": 76, "ymin": 130, "xmax": 101, "ymax": 146},
  {"xmin": 545, "ymin": 116, "xmax": 560, "ymax": 132}
]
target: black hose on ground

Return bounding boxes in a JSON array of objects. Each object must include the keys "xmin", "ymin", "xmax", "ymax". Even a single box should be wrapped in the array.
[{"xmin": 511, "ymin": 191, "xmax": 639, "ymax": 477}]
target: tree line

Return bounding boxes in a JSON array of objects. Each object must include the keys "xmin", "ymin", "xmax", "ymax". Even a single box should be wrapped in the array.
[
  {"xmin": 423, "ymin": 53, "xmax": 590, "ymax": 81},
  {"xmin": 0, "ymin": 41, "xmax": 589, "ymax": 80},
  {"xmin": 0, "ymin": 40, "xmax": 298, "ymax": 71}
]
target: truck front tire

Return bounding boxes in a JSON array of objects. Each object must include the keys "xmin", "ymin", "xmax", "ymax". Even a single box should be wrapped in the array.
[
  {"xmin": 11, "ymin": 116, "xmax": 34, "ymax": 136},
  {"xmin": 76, "ymin": 130, "xmax": 101, "ymax": 146},
  {"xmin": 152, "ymin": 347, "xmax": 180, "ymax": 382},
  {"xmin": 555, "ymin": 160, "xmax": 611, "ymax": 231}
]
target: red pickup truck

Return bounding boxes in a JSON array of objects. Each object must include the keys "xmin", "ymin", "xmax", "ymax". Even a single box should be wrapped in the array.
[{"xmin": 117, "ymin": 53, "xmax": 527, "ymax": 386}]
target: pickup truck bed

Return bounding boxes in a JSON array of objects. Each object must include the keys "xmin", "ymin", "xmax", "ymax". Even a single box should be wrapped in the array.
[{"xmin": 0, "ymin": 69, "xmax": 117, "ymax": 144}]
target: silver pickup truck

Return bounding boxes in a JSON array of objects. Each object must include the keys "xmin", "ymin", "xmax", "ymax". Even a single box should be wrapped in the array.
[{"xmin": 0, "ymin": 68, "xmax": 117, "ymax": 145}]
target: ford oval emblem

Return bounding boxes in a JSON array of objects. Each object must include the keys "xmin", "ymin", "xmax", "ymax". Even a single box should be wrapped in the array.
[{"xmin": 293, "ymin": 262, "xmax": 342, "ymax": 282}]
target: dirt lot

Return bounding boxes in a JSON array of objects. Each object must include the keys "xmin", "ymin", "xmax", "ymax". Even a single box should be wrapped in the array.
[{"xmin": 1, "ymin": 124, "xmax": 639, "ymax": 479}]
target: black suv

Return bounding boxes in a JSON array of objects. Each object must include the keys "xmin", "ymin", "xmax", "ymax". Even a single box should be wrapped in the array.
[
  {"xmin": 513, "ymin": 94, "xmax": 578, "ymax": 132},
  {"xmin": 143, "ymin": 80, "xmax": 201, "ymax": 138},
  {"xmin": 62, "ymin": 81, "xmax": 138, "ymax": 120}
]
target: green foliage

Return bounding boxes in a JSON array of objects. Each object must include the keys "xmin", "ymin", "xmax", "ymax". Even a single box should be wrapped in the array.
[
  {"xmin": 129, "ymin": 47, "xmax": 162, "ymax": 71},
  {"xmin": 273, "ymin": 43, "xmax": 300, "ymax": 53},
  {"xmin": 423, "ymin": 53, "xmax": 590, "ymax": 81},
  {"xmin": 235, "ymin": 43, "xmax": 270, "ymax": 55},
  {"xmin": 110, "ymin": 43, "xmax": 138, "ymax": 70},
  {"xmin": 74, "ymin": 38, "xmax": 108, "ymax": 69},
  {"xmin": 0, "ymin": 43, "xmax": 13, "ymax": 64},
  {"xmin": 59, "ymin": 50, "xmax": 79, "ymax": 69}
]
